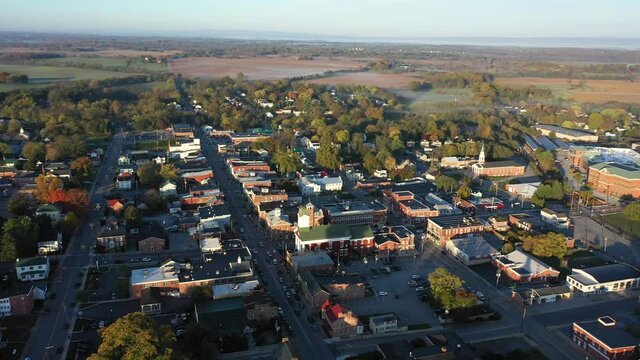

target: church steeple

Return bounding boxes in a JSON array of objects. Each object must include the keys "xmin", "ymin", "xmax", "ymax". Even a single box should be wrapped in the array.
[{"xmin": 478, "ymin": 143, "xmax": 486, "ymax": 164}]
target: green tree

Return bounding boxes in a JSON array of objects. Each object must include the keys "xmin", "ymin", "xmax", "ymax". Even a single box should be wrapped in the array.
[
  {"xmin": 587, "ymin": 113, "xmax": 605, "ymax": 131},
  {"xmin": 7, "ymin": 192, "xmax": 32, "ymax": 217},
  {"xmin": 0, "ymin": 142, "xmax": 10, "ymax": 158},
  {"xmin": 335, "ymin": 130, "xmax": 350, "ymax": 144},
  {"xmin": 21, "ymin": 142, "xmax": 45, "ymax": 170},
  {"xmin": 522, "ymin": 232, "xmax": 567, "ymax": 259},
  {"xmin": 457, "ymin": 184, "xmax": 472, "ymax": 199},
  {"xmin": 428, "ymin": 267, "xmax": 474, "ymax": 309},
  {"xmin": 124, "ymin": 206, "xmax": 141, "ymax": 228},
  {"xmin": 138, "ymin": 162, "xmax": 162, "ymax": 188},
  {"xmin": 272, "ymin": 150, "xmax": 301, "ymax": 175},
  {"xmin": 624, "ymin": 202, "xmax": 640, "ymax": 221},
  {"xmin": 316, "ymin": 140, "xmax": 342, "ymax": 170},
  {"xmin": 0, "ymin": 235, "xmax": 17, "ymax": 261},
  {"xmin": 159, "ymin": 163, "xmax": 178, "ymax": 182},
  {"xmin": 89, "ymin": 312, "xmax": 174, "ymax": 360},
  {"xmin": 501, "ymin": 242, "xmax": 515, "ymax": 254},
  {"xmin": 435, "ymin": 175, "xmax": 458, "ymax": 192},
  {"xmin": 2, "ymin": 216, "xmax": 38, "ymax": 258},
  {"xmin": 535, "ymin": 150, "xmax": 556, "ymax": 173}
]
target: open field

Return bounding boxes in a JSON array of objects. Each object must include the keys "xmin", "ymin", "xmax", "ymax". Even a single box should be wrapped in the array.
[
  {"xmin": 0, "ymin": 64, "xmax": 139, "ymax": 91},
  {"xmin": 0, "ymin": 47, "xmax": 180, "ymax": 58},
  {"xmin": 169, "ymin": 56, "xmax": 367, "ymax": 80},
  {"xmin": 496, "ymin": 76, "xmax": 640, "ymax": 103},
  {"xmin": 44, "ymin": 56, "xmax": 168, "ymax": 73},
  {"xmin": 394, "ymin": 88, "xmax": 476, "ymax": 112},
  {"xmin": 309, "ymin": 71, "xmax": 421, "ymax": 89}
]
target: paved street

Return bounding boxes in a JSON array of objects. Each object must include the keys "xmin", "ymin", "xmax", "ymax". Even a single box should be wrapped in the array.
[
  {"xmin": 201, "ymin": 132, "xmax": 335, "ymax": 360},
  {"xmin": 22, "ymin": 133, "xmax": 124, "ymax": 360}
]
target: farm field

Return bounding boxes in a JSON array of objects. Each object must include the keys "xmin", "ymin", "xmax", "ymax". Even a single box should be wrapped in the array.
[
  {"xmin": 0, "ymin": 47, "xmax": 180, "ymax": 58},
  {"xmin": 169, "ymin": 56, "xmax": 367, "ymax": 80},
  {"xmin": 309, "ymin": 71, "xmax": 421, "ymax": 89},
  {"xmin": 0, "ymin": 64, "xmax": 138, "ymax": 91},
  {"xmin": 496, "ymin": 76, "xmax": 640, "ymax": 103}
]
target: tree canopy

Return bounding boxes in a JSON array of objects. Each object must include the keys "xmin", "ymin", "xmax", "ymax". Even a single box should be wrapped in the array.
[
  {"xmin": 316, "ymin": 140, "xmax": 342, "ymax": 170},
  {"xmin": 522, "ymin": 232, "xmax": 567, "ymax": 259},
  {"xmin": 89, "ymin": 312, "xmax": 174, "ymax": 360}
]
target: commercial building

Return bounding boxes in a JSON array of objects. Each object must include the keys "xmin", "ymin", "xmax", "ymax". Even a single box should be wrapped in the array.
[
  {"xmin": 198, "ymin": 203, "xmax": 232, "ymax": 228},
  {"xmin": 426, "ymin": 215, "xmax": 484, "ymax": 247},
  {"xmin": 505, "ymin": 182, "xmax": 541, "ymax": 199},
  {"xmin": 445, "ymin": 236, "xmax": 499, "ymax": 265},
  {"xmin": 534, "ymin": 124, "xmax": 598, "ymax": 142},
  {"xmin": 508, "ymin": 213, "xmax": 533, "ymax": 232},
  {"xmin": 472, "ymin": 159, "xmax": 526, "ymax": 177},
  {"xmin": 171, "ymin": 123, "xmax": 194, "ymax": 138},
  {"xmin": 573, "ymin": 317, "xmax": 638, "ymax": 360},
  {"xmin": 130, "ymin": 245, "xmax": 253, "ymax": 298},
  {"xmin": 265, "ymin": 208, "xmax": 294, "ymax": 242},
  {"xmin": 246, "ymin": 187, "xmax": 288, "ymax": 207},
  {"xmin": 567, "ymin": 264, "xmax": 640, "ymax": 295},
  {"xmin": 587, "ymin": 162, "xmax": 640, "ymax": 198},
  {"xmin": 491, "ymin": 250, "xmax": 560, "ymax": 283},
  {"xmin": 384, "ymin": 190, "xmax": 439, "ymax": 227},
  {"xmin": 299, "ymin": 175, "xmax": 343, "ymax": 195},
  {"xmin": 374, "ymin": 226, "xmax": 415, "ymax": 254},
  {"xmin": 569, "ymin": 146, "xmax": 640, "ymax": 173},
  {"xmin": 294, "ymin": 223, "xmax": 375, "ymax": 256},
  {"xmin": 322, "ymin": 201, "xmax": 387, "ymax": 227},
  {"xmin": 287, "ymin": 252, "xmax": 334, "ymax": 274}
]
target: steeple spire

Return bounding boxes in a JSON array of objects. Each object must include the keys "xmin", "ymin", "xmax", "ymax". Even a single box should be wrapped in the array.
[{"xmin": 478, "ymin": 143, "xmax": 486, "ymax": 164}]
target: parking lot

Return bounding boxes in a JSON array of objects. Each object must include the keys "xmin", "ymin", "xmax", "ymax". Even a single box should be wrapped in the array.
[{"xmin": 341, "ymin": 257, "xmax": 440, "ymax": 327}]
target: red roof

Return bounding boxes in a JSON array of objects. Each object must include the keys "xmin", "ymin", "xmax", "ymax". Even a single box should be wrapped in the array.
[{"xmin": 322, "ymin": 301, "xmax": 349, "ymax": 323}]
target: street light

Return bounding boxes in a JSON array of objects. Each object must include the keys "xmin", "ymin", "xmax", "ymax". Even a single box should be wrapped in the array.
[{"xmin": 495, "ymin": 269, "xmax": 502, "ymax": 288}]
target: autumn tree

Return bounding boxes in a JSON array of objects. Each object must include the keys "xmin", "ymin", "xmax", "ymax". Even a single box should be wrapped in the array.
[
  {"xmin": 522, "ymin": 232, "xmax": 567, "ymax": 259},
  {"xmin": 65, "ymin": 189, "xmax": 90, "ymax": 215},
  {"xmin": 159, "ymin": 163, "xmax": 178, "ymax": 182},
  {"xmin": 71, "ymin": 156, "xmax": 94, "ymax": 183},
  {"xmin": 89, "ymin": 312, "xmax": 174, "ymax": 360},
  {"xmin": 35, "ymin": 174, "xmax": 63, "ymax": 204}
]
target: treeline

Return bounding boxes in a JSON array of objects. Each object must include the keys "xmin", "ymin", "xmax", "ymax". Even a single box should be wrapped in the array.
[
  {"xmin": 409, "ymin": 72, "xmax": 492, "ymax": 91},
  {"xmin": 0, "ymin": 72, "xmax": 29, "ymax": 84},
  {"xmin": 500, "ymin": 61, "xmax": 636, "ymax": 80}
]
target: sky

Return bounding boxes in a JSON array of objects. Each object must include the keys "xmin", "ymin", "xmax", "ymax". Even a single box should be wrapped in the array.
[{"xmin": 1, "ymin": 0, "xmax": 639, "ymax": 41}]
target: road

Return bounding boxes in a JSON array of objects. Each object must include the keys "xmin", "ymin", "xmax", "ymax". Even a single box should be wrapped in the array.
[
  {"xmin": 200, "ymin": 131, "xmax": 335, "ymax": 360},
  {"xmin": 22, "ymin": 132, "xmax": 125, "ymax": 360}
]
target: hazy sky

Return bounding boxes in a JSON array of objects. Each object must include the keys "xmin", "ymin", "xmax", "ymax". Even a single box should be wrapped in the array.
[{"xmin": 1, "ymin": 0, "xmax": 639, "ymax": 39}]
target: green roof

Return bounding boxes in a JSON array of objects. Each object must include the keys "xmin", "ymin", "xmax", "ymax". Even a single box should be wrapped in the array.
[
  {"xmin": 36, "ymin": 204, "xmax": 60, "ymax": 213},
  {"xmin": 196, "ymin": 298, "xmax": 247, "ymax": 334},
  {"xmin": 590, "ymin": 162, "xmax": 640, "ymax": 180},
  {"xmin": 298, "ymin": 224, "xmax": 373, "ymax": 242}
]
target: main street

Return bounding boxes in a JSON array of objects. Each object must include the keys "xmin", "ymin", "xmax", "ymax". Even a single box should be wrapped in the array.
[
  {"xmin": 22, "ymin": 132, "xmax": 124, "ymax": 360},
  {"xmin": 200, "ymin": 132, "xmax": 335, "ymax": 360}
]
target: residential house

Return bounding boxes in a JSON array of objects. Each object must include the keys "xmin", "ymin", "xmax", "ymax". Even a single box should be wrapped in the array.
[
  {"xmin": 299, "ymin": 175, "xmax": 343, "ymax": 195},
  {"xmin": 492, "ymin": 250, "xmax": 560, "ymax": 283},
  {"xmin": 0, "ymin": 283, "xmax": 43, "ymax": 317},
  {"xmin": 573, "ymin": 317, "xmax": 638, "ymax": 360},
  {"xmin": 508, "ymin": 213, "xmax": 533, "ymax": 232},
  {"xmin": 16, "ymin": 257, "xmax": 50, "ymax": 281},
  {"xmin": 137, "ymin": 224, "xmax": 167, "ymax": 252},
  {"xmin": 243, "ymin": 291, "xmax": 278, "ymax": 324},
  {"xmin": 299, "ymin": 270, "xmax": 330, "ymax": 309},
  {"xmin": 489, "ymin": 216, "xmax": 510, "ymax": 232},
  {"xmin": 567, "ymin": 264, "xmax": 640, "ymax": 295},
  {"xmin": 321, "ymin": 300, "xmax": 361, "ymax": 338},
  {"xmin": 369, "ymin": 313, "xmax": 401, "ymax": 334},
  {"xmin": 116, "ymin": 172, "xmax": 134, "ymax": 190},
  {"xmin": 140, "ymin": 287, "xmax": 163, "ymax": 315},
  {"xmin": 96, "ymin": 222, "xmax": 127, "ymax": 250},
  {"xmin": 159, "ymin": 180, "xmax": 177, "ymax": 197},
  {"xmin": 540, "ymin": 208, "xmax": 570, "ymax": 229},
  {"xmin": 37, "ymin": 233, "xmax": 63, "ymax": 255},
  {"xmin": 35, "ymin": 204, "xmax": 61, "ymax": 224}
]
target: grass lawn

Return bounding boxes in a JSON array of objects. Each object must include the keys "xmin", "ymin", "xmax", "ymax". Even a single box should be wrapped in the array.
[
  {"xmin": 394, "ymin": 88, "xmax": 478, "ymax": 112},
  {"xmin": 0, "ymin": 64, "xmax": 141, "ymax": 91},
  {"xmin": 603, "ymin": 213, "xmax": 640, "ymax": 238},
  {"xmin": 472, "ymin": 336, "xmax": 549, "ymax": 360}
]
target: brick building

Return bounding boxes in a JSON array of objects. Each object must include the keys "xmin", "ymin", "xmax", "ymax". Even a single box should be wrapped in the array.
[
  {"xmin": 247, "ymin": 187, "xmax": 288, "ymax": 207},
  {"xmin": 587, "ymin": 162, "xmax": 640, "ymax": 198},
  {"xmin": 472, "ymin": 160, "xmax": 526, "ymax": 177},
  {"xmin": 321, "ymin": 300, "xmax": 361, "ymax": 338},
  {"xmin": 426, "ymin": 215, "xmax": 484, "ymax": 247},
  {"xmin": 374, "ymin": 226, "xmax": 415, "ymax": 253},
  {"xmin": 573, "ymin": 317, "xmax": 638, "ymax": 360},
  {"xmin": 265, "ymin": 208, "xmax": 294, "ymax": 242},
  {"xmin": 384, "ymin": 190, "xmax": 439, "ymax": 226}
]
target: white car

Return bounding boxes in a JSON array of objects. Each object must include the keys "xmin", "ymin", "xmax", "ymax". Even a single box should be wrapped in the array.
[
  {"xmin": 272, "ymin": 259, "xmax": 278, "ymax": 265},
  {"xmin": 378, "ymin": 291, "xmax": 388, "ymax": 296},
  {"xmin": 142, "ymin": 257, "xmax": 152, "ymax": 262},
  {"xmin": 98, "ymin": 320, "xmax": 105, "ymax": 329},
  {"xmin": 415, "ymin": 286, "xmax": 425, "ymax": 292}
]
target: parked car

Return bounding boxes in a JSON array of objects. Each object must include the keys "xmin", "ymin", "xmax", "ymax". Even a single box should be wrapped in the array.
[
  {"xmin": 415, "ymin": 286, "xmax": 425, "ymax": 292},
  {"xmin": 272, "ymin": 259, "xmax": 278, "ymax": 265},
  {"xmin": 411, "ymin": 274, "xmax": 422, "ymax": 280},
  {"xmin": 142, "ymin": 257, "xmax": 152, "ymax": 262},
  {"xmin": 378, "ymin": 291, "xmax": 389, "ymax": 296},
  {"xmin": 407, "ymin": 280, "xmax": 418, "ymax": 287},
  {"xmin": 475, "ymin": 290, "xmax": 486, "ymax": 301},
  {"xmin": 98, "ymin": 320, "xmax": 105, "ymax": 329}
]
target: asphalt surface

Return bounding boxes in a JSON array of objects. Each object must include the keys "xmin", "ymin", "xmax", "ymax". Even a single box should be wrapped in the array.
[
  {"xmin": 200, "ymin": 131, "xmax": 335, "ymax": 360},
  {"xmin": 22, "ymin": 133, "xmax": 124, "ymax": 360}
]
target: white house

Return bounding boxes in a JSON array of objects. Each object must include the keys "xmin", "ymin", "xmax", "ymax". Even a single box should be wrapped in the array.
[
  {"xmin": 369, "ymin": 313, "xmax": 402, "ymax": 334},
  {"xmin": 38, "ymin": 233, "xmax": 63, "ymax": 255},
  {"xmin": 116, "ymin": 172, "xmax": 134, "ymax": 190},
  {"xmin": 540, "ymin": 208, "xmax": 569, "ymax": 229},
  {"xmin": 35, "ymin": 204, "xmax": 61, "ymax": 224},
  {"xmin": 567, "ymin": 264, "xmax": 640, "ymax": 295},
  {"xmin": 159, "ymin": 180, "xmax": 177, "ymax": 197},
  {"xmin": 118, "ymin": 155, "xmax": 131, "ymax": 166},
  {"xmin": 16, "ymin": 257, "xmax": 50, "ymax": 281}
]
